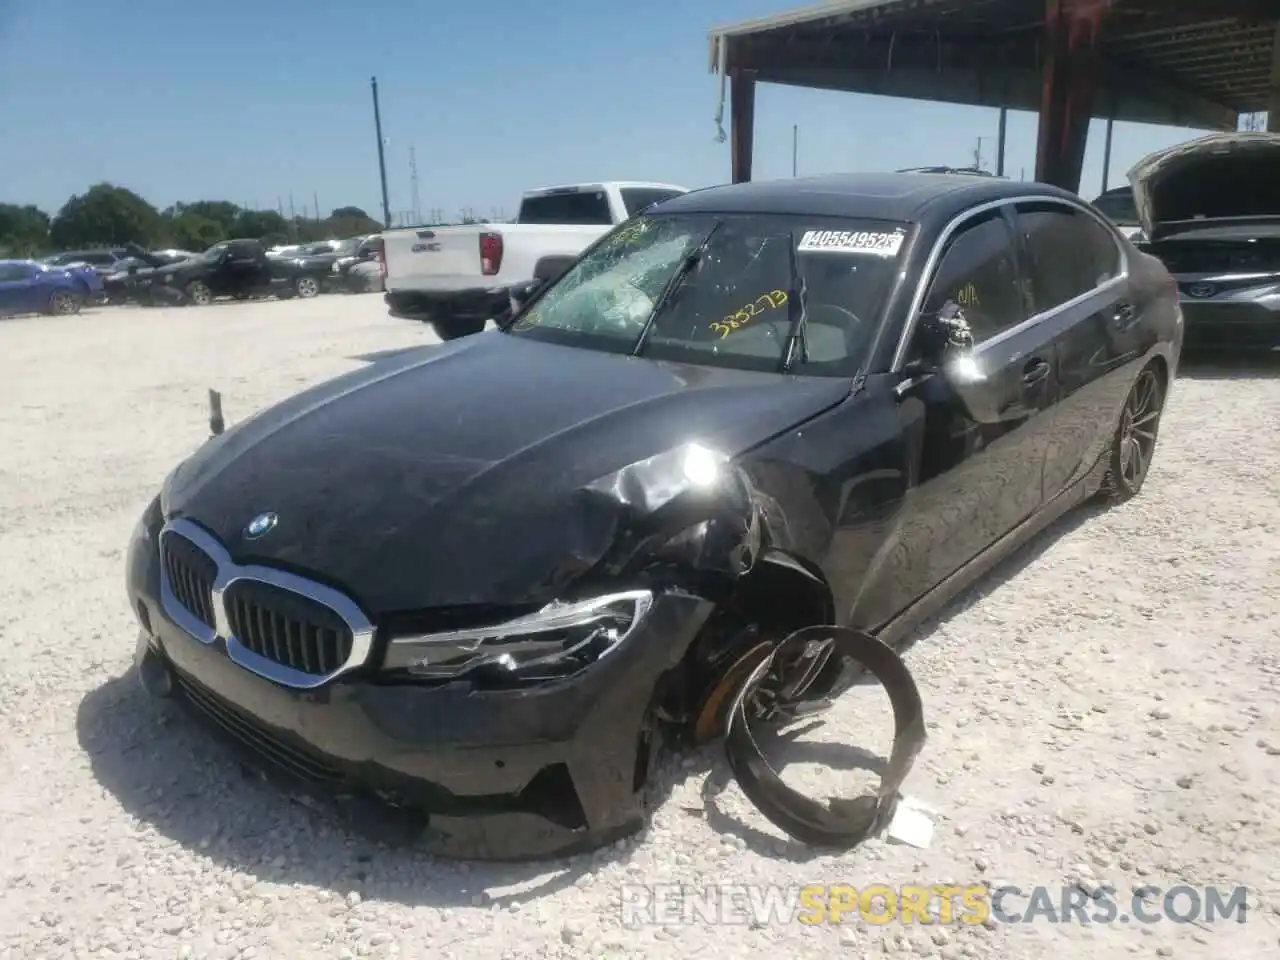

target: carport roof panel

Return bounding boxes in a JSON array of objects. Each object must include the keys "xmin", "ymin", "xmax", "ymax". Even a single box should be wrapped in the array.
[{"xmin": 708, "ymin": 0, "xmax": 1280, "ymax": 129}]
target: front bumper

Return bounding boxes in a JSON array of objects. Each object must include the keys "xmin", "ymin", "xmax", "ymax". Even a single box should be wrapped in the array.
[
  {"xmin": 125, "ymin": 525, "xmax": 713, "ymax": 859},
  {"xmin": 1178, "ymin": 279, "xmax": 1280, "ymax": 351}
]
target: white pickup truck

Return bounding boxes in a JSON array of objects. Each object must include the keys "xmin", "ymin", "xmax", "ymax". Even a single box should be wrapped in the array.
[{"xmin": 382, "ymin": 181, "xmax": 688, "ymax": 340}]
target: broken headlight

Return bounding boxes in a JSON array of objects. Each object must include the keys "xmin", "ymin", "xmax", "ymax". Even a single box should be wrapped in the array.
[{"xmin": 382, "ymin": 589, "xmax": 653, "ymax": 682}]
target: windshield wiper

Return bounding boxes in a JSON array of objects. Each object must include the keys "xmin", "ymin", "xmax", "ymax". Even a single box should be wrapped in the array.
[
  {"xmin": 779, "ymin": 230, "xmax": 809, "ymax": 372},
  {"xmin": 633, "ymin": 220, "xmax": 724, "ymax": 356}
]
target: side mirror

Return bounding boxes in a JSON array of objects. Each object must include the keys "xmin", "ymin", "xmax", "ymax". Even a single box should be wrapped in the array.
[
  {"xmin": 906, "ymin": 300, "xmax": 974, "ymax": 372},
  {"xmin": 509, "ymin": 277, "xmax": 545, "ymax": 313}
]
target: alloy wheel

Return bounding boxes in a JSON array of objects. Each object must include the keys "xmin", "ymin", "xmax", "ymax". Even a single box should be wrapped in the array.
[
  {"xmin": 296, "ymin": 277, "xmax": 320, "ymax": 298},
  {"xmin": 188, "ymin": 282, "xmax": 213, "ymax": 306},
  {"xmin": 1118, "ymin": 369, "xmax": 1162, "ymax": 489},
  {"xmin": 50, "ymin": 291, "xmax": 78, "ymax": 315}
]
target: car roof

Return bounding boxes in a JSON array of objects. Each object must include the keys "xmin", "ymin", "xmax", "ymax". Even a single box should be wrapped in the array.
[{"xmin": 656, "ymin": 173, "xmax": 1077, "ymax": 224}]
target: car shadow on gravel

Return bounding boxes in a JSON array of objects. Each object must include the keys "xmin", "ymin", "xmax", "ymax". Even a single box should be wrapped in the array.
[
  {"xmin": 77, "ymin": 501, "xmax": 1106, "ymax": 899},
  {"xmin": 1177, "ymin": 350, "xmax": 1280, "ymax": 379},
  {"xmin": 76, "ymin": 675, "xmax": 668, "ymax": 906}
]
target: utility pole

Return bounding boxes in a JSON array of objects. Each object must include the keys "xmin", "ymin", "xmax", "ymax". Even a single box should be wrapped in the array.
[
  {"xmin": 973, "ymin": 137, "xmax": 985, "ymax": 171},
  {"xmin": 792, "ymin": 124, "xmax": 798, "ymax": 177},
  {"xmin": 409, "ymin": 146, "xmax": 422, "ymax": 225},
  {"xmin": 314, "ymin": 191, "xmax": 321, "ymax": 223},
  {"xmin": 371, "ymin": 77, "xmax": 392, "ymax": 230},
  {"xmin": 996, "ymin": 108, "xmax": 1008, "ymax": 177}
]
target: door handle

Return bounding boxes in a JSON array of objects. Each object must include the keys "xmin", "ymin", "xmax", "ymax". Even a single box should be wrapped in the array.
[
  {"xmin": 1113, "ymin": 302, "xmax": 1136, "ymax": 325},
  {"xmin": 1021, "ymin": 358, "xmax": 1051, "ymax": 386}
]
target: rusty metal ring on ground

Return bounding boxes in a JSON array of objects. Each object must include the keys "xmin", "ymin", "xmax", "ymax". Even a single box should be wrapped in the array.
[{"xmin": 722, "ymin": 625, "xmax": 926, "ymax": 849}]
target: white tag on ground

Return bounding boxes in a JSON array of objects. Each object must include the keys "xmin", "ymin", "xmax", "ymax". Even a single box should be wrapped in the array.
[{"xmin": 885, "ymin": 796, "xmax": 936, "ymax": 848}]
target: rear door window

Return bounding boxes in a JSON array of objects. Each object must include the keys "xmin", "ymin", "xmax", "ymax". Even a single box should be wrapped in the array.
[
  {"xmin": 1092, "ymin": 188, "xmax": 1139, "ymax": 227},
  {"xmin": 518, "ymin": 190, "xmax": 614, "ymax": 225},
  {"xmin": 1015, "ymin": 204, "xmax": 1119, "ymax": 314},
  {"xmin": 921, "ymin": 212, "xmax": 1025, "ymax": 344}
]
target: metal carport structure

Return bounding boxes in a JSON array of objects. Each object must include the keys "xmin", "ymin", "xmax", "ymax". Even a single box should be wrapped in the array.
[{"xmin": 708, "ymin": 0, "xmax": 1280, "ymax": 192}]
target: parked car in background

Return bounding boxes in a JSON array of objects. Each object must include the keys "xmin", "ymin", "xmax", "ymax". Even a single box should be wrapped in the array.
[
  {"xmin": 897, "ymin": 166, "xmax": 1000, "ymax": 177},
  {"xmin": 383, "ymin": 181, "xmax": 688, "ymax": 340},
  {"xmin": 330, "ymin": 235, "xmax": 383, "ymax": 292},
  {"xmin": 283, "ymin": 237, "xmax": 380, "ymax": 293},
  {"xmin": 103, "ymin": 250, "xmax": 195, "ymax": 304},
  {"xmin": 139, "ymin": 239, "xmax": 322, "ymax": 305},
  {"xmin": 44, "ymin": 248, "xmax": 131, "ymax": 275},
  {"xmin": 1128, "ymin": 131, "xmax": 1280, "ymax": 352},
  {"xmin": 0, "ymin": 259, "xmax": 95, "ymax": 316},
  {"xmin": 1091, "ymin": 186, "xmax": 1143, "ymax": 239},
  {"xmin": 347, "ymin": 259, "xmax": 384, "ymax": 294}
]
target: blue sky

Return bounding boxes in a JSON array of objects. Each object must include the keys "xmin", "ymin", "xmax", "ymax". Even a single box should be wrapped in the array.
[{"xmin": 0, "ymin": 0, "xmax": 1227, "ymax": 224}]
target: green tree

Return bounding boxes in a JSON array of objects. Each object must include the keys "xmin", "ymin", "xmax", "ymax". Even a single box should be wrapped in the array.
[
  {"xmin": 169, "ymin": 212, "xmax": 227, "ymax": 250},
  {"xmin": 326, "ymin": 214, "xmax": 383, "ymax": 238},
  {"xmin": 0, "ymin": 203, "xmax": 52, "ymax": 257},
  {"xmin": 330, "ymin": 206, "xmax": 369, "ymax": 220},
  {"xmin": 50, "ymin": 183, "xmax": 167, "ymax": 248},
  {"xmin": 230, "ymin": 209, "xmax": 289, "ymax": 240},
  {"xmin": 169, "ymin": 200, "xmax": 241, "ymax": 235}
]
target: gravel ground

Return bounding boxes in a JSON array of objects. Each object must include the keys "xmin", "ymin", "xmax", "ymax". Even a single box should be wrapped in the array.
[{"xmin": 0, "ymin": 296, "xmax": 1277, "ymax": 960}]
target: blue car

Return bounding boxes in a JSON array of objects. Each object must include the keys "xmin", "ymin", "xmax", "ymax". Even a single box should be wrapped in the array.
[{"xmin": 0, "ymin": 258, "xmax": 101, "ymax": 317}]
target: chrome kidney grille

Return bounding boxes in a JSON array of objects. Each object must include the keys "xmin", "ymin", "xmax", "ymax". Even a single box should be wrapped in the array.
[{"xmin": 158, "ymin": 518, "xmax": 373, "ymax": 689}]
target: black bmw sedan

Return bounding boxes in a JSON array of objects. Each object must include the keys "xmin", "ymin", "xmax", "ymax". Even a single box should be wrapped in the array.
[{"xmin": 126, "ymin": 172, "xmax": 1182, "ymax": 859}]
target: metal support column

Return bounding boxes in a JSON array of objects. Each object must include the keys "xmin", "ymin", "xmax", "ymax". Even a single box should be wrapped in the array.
[
  {"xmin": 1034, "ymin": 0, "xmax": 1110, "ymax": 192},
  {"xmin": 1268, "ymin": 22, "xmax": 1280, "ymax": 132},
  {"xmin": 996, "ymin": 107, "xmax": 1008, "ymax": 176},
  {"xmin": 730, "ymin": 68, "xmax": 757, "ymax": 184}
]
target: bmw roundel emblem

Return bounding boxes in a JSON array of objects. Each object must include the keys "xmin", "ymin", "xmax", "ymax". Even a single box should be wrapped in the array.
[
  {"xmin": 1187, "ymin": 283, "xmax": 1216, "ymax": 298},
  {"xmin": 243, "ymin": 512, "xmax": 278, "ymax": 539}
]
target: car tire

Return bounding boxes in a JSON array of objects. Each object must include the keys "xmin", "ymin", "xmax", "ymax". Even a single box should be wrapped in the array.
[
  {"xmin": 47, "ymin": 290, "xmax": 81, "ymax": 315},
  {"xmin": 430, "ymin": 316, "xmax": 487, "ymax": 341},
  {"xmin": 185, "ymin": 281, "xmax": 214, "ymax": 306},
  {"xmin": 294, "ymin": 276, "xmax": 320, "ymax": 299},
  {"xmin": 1098, "ymin": 363, "xmax": 1165, "ymax": 503}
]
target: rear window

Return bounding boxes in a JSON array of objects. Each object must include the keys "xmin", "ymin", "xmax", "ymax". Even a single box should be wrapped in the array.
[
  {"xmin": 517, "ymin": 189, "xmax": 614, "ymax": 225},
  {"xmin": 1092, "ymin": 188, "xmax": 1139, "ymax": 226},
  {"xmin": 619, "ymin": 188, "xmax": 684, "ymax": 217}
]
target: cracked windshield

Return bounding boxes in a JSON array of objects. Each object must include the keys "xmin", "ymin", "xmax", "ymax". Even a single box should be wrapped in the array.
[{"xmin": 510, "ymin": 214, "xmax": 908, "ymax": 374}]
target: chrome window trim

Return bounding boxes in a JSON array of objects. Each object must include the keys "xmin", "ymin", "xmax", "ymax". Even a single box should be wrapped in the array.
[
  {"xmin": 158, "ymin": 518, "xmax": 375, "ymax": 690},
  {"xmin": 889, "ymin": 194, "xmax": 1131, "ymax": 372}
]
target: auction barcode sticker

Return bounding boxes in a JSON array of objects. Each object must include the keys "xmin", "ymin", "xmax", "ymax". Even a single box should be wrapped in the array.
[{"xmin": 797, "ymin": 229, "xmax": 905, "ymax": 257}]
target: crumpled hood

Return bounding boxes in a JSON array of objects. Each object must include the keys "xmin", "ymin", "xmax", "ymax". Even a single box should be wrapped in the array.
[
  {"xmin": 162, "ymin": 332, "xmax": 850, "ymax": 614},
  {"xmin": 1128, "ymin": 132, "xmax": 1280, "ymax": 240}
]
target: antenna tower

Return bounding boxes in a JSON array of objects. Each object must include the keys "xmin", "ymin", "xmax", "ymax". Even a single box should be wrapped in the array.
[{"xmin": 409, "ymin": 146, "xmax": 422, "ymax": 224}]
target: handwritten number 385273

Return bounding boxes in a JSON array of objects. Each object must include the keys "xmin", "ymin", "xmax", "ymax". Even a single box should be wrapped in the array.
[{"xmin": 708, "ymin": 289, "xmax": 788, "ymax": 339}]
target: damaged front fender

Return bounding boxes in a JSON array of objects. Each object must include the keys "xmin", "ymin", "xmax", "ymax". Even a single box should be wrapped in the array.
[
  {"xmin": 723, "ymin": 626, "xmax": 926, "ymax": 849},
  {"xmin": 582, "ymin": 441, "xmax": 763, "ymax": 581}
]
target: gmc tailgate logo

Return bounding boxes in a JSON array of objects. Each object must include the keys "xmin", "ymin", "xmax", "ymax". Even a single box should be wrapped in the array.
[{"xmin": 412, "ymin": 229, "xmax": 439, "ymax": 253}]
